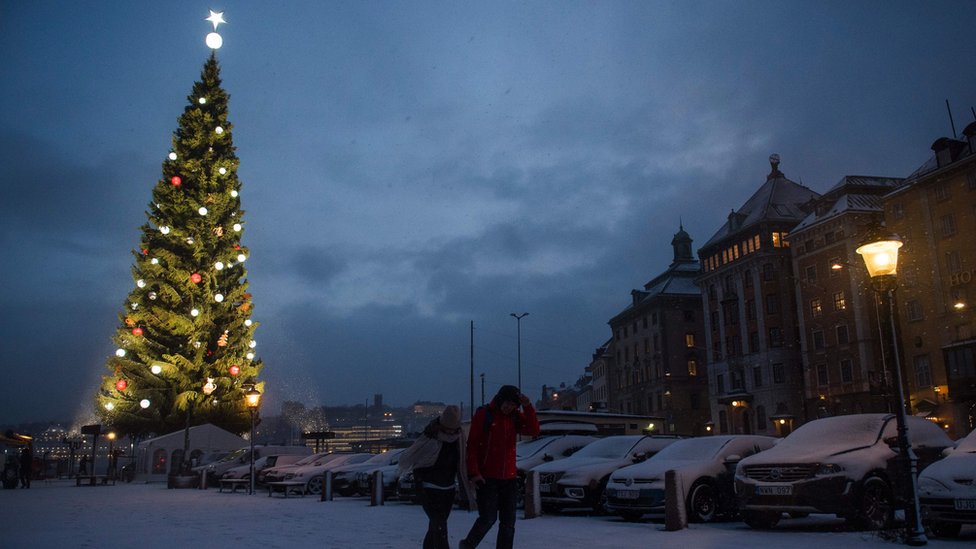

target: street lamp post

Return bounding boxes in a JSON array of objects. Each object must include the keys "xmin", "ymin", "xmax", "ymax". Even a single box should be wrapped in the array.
[
  {"xmin": 244, "ymin": 384, "xmax": 262, "ymax": 495},
  {"xmin": 510, "ymin": 312, "xmax": 529, "ymax": 393},
  {"xmin": 856, "ymin": 233, "xmax": 927, "ymax": 546}
]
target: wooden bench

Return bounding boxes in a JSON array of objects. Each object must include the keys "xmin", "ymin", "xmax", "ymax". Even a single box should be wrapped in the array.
[
  {"xmin": 267, "ymin": 480, "xmax": 306, "ymax": 498},
  {"xmin": 218, "ymin": 478, "xmax": 250, "ymax": 493},
  {"xmin": 75, "ymin": 475, "xmax": 115, "ymax": 486}
]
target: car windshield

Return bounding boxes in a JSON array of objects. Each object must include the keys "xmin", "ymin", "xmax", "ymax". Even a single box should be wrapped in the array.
[
  {"xmin": 572, "ymin": 436, "xmax": 640, "ymax": 459},
  {"xmin": 297, "ymin": 453, "xmax": 329, "ymax": 466},
  {"xmin": 777, "ymin": 414, "xmax": 885, "ymax": 451},
  {"xmin": 365, "ymin": 450, "xmax": 397, "ymax": 464},
  {"xmin": 216, "ymin": 449, "xmax": 246, "ymax": 463},
  {"xmin": 517, "ymin": 437, "xmax": 557, "ymax": 459},
  {"xmin": 649, "ymin": 437, "xmax": 728, "ymax": 461}
]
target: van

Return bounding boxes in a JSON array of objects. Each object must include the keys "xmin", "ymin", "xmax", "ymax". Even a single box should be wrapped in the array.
[{"xmin": 194, "ymin": 444, "xmax": 312, "ymax": 483}]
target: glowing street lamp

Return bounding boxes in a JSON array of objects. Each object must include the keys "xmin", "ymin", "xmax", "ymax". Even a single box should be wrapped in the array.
[
  {"xmin": 244, "ymin": 384, "xmax": 262, "ymax": 495},
  {"xmin": 857, "ymin": 232, "xmax": 926, "ymax": 546}
]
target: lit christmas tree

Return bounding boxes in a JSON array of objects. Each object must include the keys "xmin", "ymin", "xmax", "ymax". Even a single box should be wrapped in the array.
[{"xmin": 96, "ymin": 12, "xmax": 263, "ymax": 441}]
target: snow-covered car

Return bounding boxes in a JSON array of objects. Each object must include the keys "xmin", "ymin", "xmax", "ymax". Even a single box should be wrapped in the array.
[
  {"xmin": 193, "ymin": 444, "xmax": 312, "ymax": 484},
  {"xmin": 221, "ymin": 454, "xmax": 308, "ymax": 483},
  {"xmin": 259, "ymin": 452, "xmax": 331, "ymax": 485},
  {"xmin": 332, "ymin": 448, "xmax": 404, "ymax": 496},
  {"xmin": 919, "ymin": 427, "xmax": 976, "ymax": 538},
  {"xmin": 344, "ymin": 449, "xmax": 407, "ymax": 497},
  {"xmin": 532, "ymin": 435, "xmax": 682, "ymax": 512},
  {"xmin": 396, "ymin": 469, "xmax": 421, "ymax": 503},
  {"xmin": 735, "ymin": 413, "xmax": 953, "ymax": 530},
  {"xmin": 515, "ymin": 434, "xmax": 599, "ymax": 508},
  {"xmin": 606, "ymin": 434, "xmax": 777, "ymax": 522},
  {"xmin": 288, "ymin": 453, "xmax": 372, "ymax": 495}
]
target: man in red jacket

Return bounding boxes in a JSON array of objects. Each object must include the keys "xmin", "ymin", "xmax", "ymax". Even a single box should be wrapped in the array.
[{"xmin": 460, "ymin": 385, "xmax": 540, "ymax": 549}]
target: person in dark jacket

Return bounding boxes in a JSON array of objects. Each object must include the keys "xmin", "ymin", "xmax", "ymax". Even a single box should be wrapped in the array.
[
  {"xmin": 460, "ymin": 385, "xmax": 540, "ymax": 549},
  {"xmin": 398, "ymin": 405, "xmax": 475, "ymax": 549},
  {"xmin": 19, "ymin": 446, "xmax": 33, "ymax": 488}
]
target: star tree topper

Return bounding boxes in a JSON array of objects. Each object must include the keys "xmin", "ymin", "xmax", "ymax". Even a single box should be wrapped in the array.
[
  {"xmin": 206, "ymin": 10, "xmax": 226, "ymax": 30},
  {"xmin": 205, "ymin": 10, "xmax": 226, "ymax": 49}
]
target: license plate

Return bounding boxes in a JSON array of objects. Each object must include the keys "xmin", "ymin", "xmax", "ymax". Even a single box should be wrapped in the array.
[
  {"xmin": 954, "ymin": 498, "xmax": 976, "ymax": 511},
  {"xmin": 539, "ymin": 484, "xmax": 552, "ymax": 493},
  {"xmin": 615, "ymin": 489, "xmax": 639, "ymax": 500},
  {"xmin": 756, "ymin": 485, "xmax": 793, "ymax": 496}
]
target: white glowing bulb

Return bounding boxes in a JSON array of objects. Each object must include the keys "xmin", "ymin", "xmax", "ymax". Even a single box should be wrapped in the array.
[
  {"xmin": 140, "ymin": 399, "xmax": 151, "ymax": 409},
  {"xmin": 214, "ymin": 261, "xmax": 224, "ymax": 270},
  {"xmin": 219, "ymin": 167, "xmax": 227, "ymax": 175},
  {"xmin": 215, "ymin": 126, "xmax": 224, "ymax": 134},
  {"xmin": 191, "ymin": 308, "xmax": 200, "ymax": 317},
  {"xmin": 246, "ymin": 352, "xmax": 255, "ymax": 360},
  {"xmin": 198, "ymin": 97, "xmax": 207, "ymax": 105},
  {"xmin": 151, "ymin": 364, "xmax": 162, "ymax": 375},
  {"xmin": 205, "ymin": 32, "xmax": 223, "ymax": 49},
  {"xmin": 244, "ymin": 319, "xmax": 252, "ymax": 327},
  {"xmin": 104, "ymin": 402, "xmax": 115, "ymax": 411},
  {"xmin": 249, "ymin": 340, "xmax": 257, "ymax": 348},
  {"xmin": 160, "ymin": 226, "xmax": 170, "ymax": 234},
  {"xmin": 198, "ymin": 207, "xmax": 208, "ymax": 216},
  {"xmin": 131, "ymin": 303, "xmax": 139, "ymax": 310},
  {"xmin": 168, "ymin": 152, "xmax": 177, "ymax": 160},
  {"xmin": 233, "ymin": 223, "xmax": 242, "ymax": 232},
  {"xmin": 230, "ymin": 190, "xmax": 238, "ymax": 198},
  {"xmin": 186, "ymin": 237, "xmax": 194, "ymax": 244},
  {"xmin": 116, "ymin": 348, "xmax": 126, "ymax": 357},
  {"xmin": 137, "ymin": 279, "xmax": 146, "ymax": 288},
  {"xmin": 237, "ymin": 254, "xmax": 246, "ymax": 262},
  {"xmin": 215, "ymin": 293, "xmax": 224, "ymax": 302},
  {"xmin": 151, "ymin": 258, "xmax": 159, "ymax": 265},
  {"xmin": 193, "ymin": 341, "xmax": 201, "ymax": 348}
]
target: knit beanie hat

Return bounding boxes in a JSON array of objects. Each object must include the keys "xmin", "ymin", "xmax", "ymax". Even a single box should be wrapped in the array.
[
  {"xmin": 495, "ymin": 385, "xmax": 521, "ymax": 406},
  {"xmin": 440, "ymin": 405, "xmax": 461, "ymax": 430}
]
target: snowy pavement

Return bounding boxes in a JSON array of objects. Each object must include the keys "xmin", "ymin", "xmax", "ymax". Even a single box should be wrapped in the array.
[{"xmin": 2, "ymin": 480, "xmax": 974, "ymax": 548}]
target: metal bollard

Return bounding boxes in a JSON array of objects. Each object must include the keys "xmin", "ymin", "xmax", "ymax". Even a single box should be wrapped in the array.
[
  {"xmin": 370, "ymin": 470, "xmax": 384, "ymax": 506},
  {"xmin": 322, "ymin": 471, "xmax": 333, "ymax": 501},
  {"xmin": 664, "ymin": 469, "xmax": 687, "ymax": 531},
  {"xmin": 524, "ymin": 471, "xmax": 541, "ymax": 519},
  {"xmin": 200, "ymin": 472, "xmax": 207, "ymax": 490}
]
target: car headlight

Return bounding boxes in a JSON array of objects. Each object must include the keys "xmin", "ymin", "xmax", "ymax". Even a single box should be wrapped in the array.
[
  {"xmin": 814, "ymin": 463, "xmax": 844, "ymax": 476},
  {"xmin": 918, "ymin": 476, "xmax": 950, "ymax": 494}
]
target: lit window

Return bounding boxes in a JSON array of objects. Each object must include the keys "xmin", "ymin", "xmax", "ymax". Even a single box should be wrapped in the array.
[
  {"xmin": 833, "ymin": 291, "xmax": 846, "ymax": 311},
  {"xmin": 811, "ymin": 298, "xmax": 822, "ymax": 318},
  {"xmin": 685, "ymin": 333, "xmax": 695, "ymax": 348},
  {"xmin": 687, "ymin": 360, "xmax": 698, "ymax": 376}
]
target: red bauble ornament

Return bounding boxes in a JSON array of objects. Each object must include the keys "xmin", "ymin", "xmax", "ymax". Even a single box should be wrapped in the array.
[
  {"xmin": 190, "ymin": 273, "xmax": 202, "ymax": 284},
  {"xmin": 115, "ymin": 379, "xmax": 128, "ymax": 391},
  {"xmin": 132, "ymin": 327, "xmax": 144, "ymax": 336},
  {"xmin": 229, "ymin": 365, "xmax": 240, "ymax": 376},
  {"xmin": 171, "ymin": 176, "xmax": 182, "ymax": 186},
  {"xmin": 142, "ymin": 248, "xmax": 149, "ymax": 255}
]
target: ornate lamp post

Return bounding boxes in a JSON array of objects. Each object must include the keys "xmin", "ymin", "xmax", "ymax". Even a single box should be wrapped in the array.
[
  {"xmin": 856, "ymin": 233, "xmax": 927, "ymax": 546},
  {"xmin": 510, "ymin": 312, "xmax": 529, "ymax": 393},
  {"xmin": 244, "ymin": 384, "xmax": 262, "ymax": 495}
]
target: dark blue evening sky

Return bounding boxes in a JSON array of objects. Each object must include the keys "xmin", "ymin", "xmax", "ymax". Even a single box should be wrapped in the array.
[{"xmin": 2, "ymin": 1, "xmax": 975, "ymax": 425}]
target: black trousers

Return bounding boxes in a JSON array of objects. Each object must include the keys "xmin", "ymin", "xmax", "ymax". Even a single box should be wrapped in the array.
[
  {"xmin": 420, "ymin": 485, "xmax": 456, "ymax": 549},
  {"xmin": 461, "ymin": 478, "xmax": 518, "ymax": 549}
]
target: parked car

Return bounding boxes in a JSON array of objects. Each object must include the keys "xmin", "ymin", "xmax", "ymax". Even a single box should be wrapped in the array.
[
  {"xmin": 339, "ymin": 449, "xmax": 406, "ymax": 497},
  {"xmin": 606, "ymin": 434, "xmax": 777, "ymax": 522},
  {"xmin": 515, "ymin": 434, "xmax": 599, "ymax": 508},
  {"xmin": 221, "ymin": 454, "xmax": 308, "ymax": 482},
  {"xmin": 193, "ymin": 444, "xmax": 312, "ymax": 484},
  {"xmin": 532, "ymin": 435, "xmax": 682, "ymax": 512},
  {"xmin": 260, "ymin": 452, "xmax": 334, "ymax": 485},
  {"xmin": 919, "ymin": 427, "xmax": 976, "ymax": 538},
  {"xmin": 735, "ymin": 413, "xmax": 953, "ymax": 530},
  {"xmin": 396, "ymin": 469, "xmax": 421, "ymax": 503},
  {"xmin": 288, "ymin": 453, "xmax": 372, "ymax": 495}
]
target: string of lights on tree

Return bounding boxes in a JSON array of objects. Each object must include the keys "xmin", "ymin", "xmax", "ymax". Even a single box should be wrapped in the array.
[{"xmin": 96, "ymin": 11, "xmax": 264, "ymax": 436}]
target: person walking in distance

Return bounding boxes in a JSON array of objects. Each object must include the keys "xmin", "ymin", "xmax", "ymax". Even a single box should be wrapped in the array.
[
  {"xmin": 460, "ymin": 385, "xmax": 540, "ymax": 549},
  {"xmin": 398, "ymin": 405, "xmax": 475, "ymax": 549}
]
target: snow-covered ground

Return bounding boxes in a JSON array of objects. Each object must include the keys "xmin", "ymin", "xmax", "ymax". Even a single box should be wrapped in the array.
[{"xmin": 2, "ymin": 480, "xmax": 973, "ymax": 548}]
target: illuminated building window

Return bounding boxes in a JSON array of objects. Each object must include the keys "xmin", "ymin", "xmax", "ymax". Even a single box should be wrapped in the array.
[{"xmin": 833, "ymin": 291, "xmax": 846, "ymax": 311}]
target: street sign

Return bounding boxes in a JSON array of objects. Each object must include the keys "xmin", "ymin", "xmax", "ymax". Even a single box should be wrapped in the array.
[{"xmin": 80, "ymin": 424, "xmax": 102, "ymax": 435}]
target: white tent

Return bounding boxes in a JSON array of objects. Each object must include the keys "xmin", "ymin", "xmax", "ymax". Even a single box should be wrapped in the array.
[{"xmin": 135, "ymin": 424, "xmax": 246, "ymax": 480}]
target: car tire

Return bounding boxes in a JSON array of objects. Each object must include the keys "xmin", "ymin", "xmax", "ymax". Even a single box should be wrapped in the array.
[
  {"xmin": 687, "ymin": 481, "xmax": 717, "ymax": 523},
  {"xmin": 742, "ymin": 510, "xmax": 781, "ymax": 529},
  {"xmin": 589, "ymin": 478, "xmax": 610, "ymax": 514},
  {"xmin": 929, "ymin": 521, "xmax": 962, "ymax": 538},
  {"xmin": 854, "ymin": 476, "xmax": 894, "ymax": 531},
  {"xmin": 306, "ymin": 477, "xmax": 322, "ymax": 496}
]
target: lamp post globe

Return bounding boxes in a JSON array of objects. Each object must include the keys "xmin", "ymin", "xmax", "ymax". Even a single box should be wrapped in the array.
[
  {"xmin": 857, "ymin": 232, "xmax": 926, "ymax": 546},
  {"xmin": 244, "ymin": 385, "xmax": 262, "ymax": 495}
]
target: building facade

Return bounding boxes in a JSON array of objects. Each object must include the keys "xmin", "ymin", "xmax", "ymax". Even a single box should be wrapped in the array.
[
  {"xmin": 884, "ymin": 124, "xmax": 976, "ymax": 437},
  {"xmin": 607, "ymin": 226, "xmax": 710, "ymax": 435},
  {"xmin": 788, "ymin": 175, "xmax": 903, "ymax": 420},
  {"xmin": 696, "ymin": 156, "xmax": 820, "ymax": 436}
]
